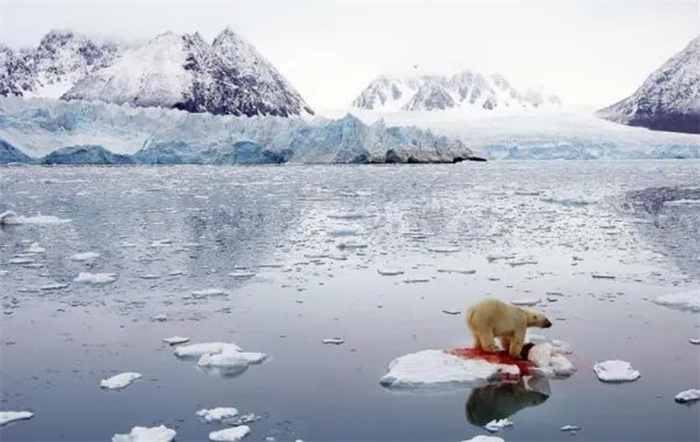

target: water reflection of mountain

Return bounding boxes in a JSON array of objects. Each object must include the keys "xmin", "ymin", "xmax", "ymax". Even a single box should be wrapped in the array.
[{"xmin": 465, "ymin": 378, "xmax": 550, "ymax": 427}]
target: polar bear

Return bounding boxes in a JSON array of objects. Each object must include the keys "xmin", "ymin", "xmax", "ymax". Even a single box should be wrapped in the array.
[{"xmin": 466, "ymin": 298, "xmax": 552, "ymax": 359}]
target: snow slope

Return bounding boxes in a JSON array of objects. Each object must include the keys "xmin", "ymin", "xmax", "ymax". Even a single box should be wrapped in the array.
[
  {"xmin": 63, "ymin": 28, "xmax": 313, "ymax": 117},
  {"xmin": 598, "ymin": 36, "xmax": 700, "ymax": 134},
  {"xmin": 0, "ymin": 97, "xmax": 472, "ymax": 164},
  {"xmin": 352, "ymin": 71, "xmax": 561, "ymax": 112}
]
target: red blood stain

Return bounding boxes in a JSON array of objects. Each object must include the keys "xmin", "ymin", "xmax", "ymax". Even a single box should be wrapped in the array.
[{"xmin": 445, "ymin": 347, "xmax": 533, "ymax": 376}]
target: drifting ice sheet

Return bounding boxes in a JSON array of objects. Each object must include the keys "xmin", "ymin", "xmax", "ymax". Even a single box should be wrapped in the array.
[
  {"xmin": 197, "ymin": 349, "xmax": 267, "ymax": 368},
  {"xmin": 209, "ymin": 425, "xmax": 251, "ymax": 441},
  {"xmin": 112, "ymin": 425, "xmax": 176, "ymax": 442},
  {"xmin": 462, "ymin": 437, "xmax": 504, "ymax": 442},
  {"xmin": 71, "ymin": 252, "xmax": 100, "ymax": 261},
  {"xmin": 163, "ymin": 336, "xmax": 190, "ymax": 345},
  {"xmin": 196, "ymin": 407, "xmax": 239, "ymax": 422},
  {"xmin": 0, "ymin": 411, "xmax": 34, "ymax": 426},
  {"xmin": 174, "ymin": 342, "xmax": 242, "ymax": 357},
  {"xmin": 74, "ymin": 272, "xmax": 117, "ymax": 284},
  {"xmin": 101, "ymin": 372, "xmax": 142, "ymax": 389},
  {"xmin": 593, "ymin": 360, "xmax": 641, "ymax": 382},
  {"xmin": 675, "ymin": 389, "xmax": 700, "ymax": 403},
  {"xmin": 653, "ymin": 289, "xmax": 700, "ymax": 313}
]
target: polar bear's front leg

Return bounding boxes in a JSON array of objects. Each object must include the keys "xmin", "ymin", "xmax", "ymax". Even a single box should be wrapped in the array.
[
  {"xmin": 499, "ymin": 336, "xmax": 511, "ymax": 352},
  {"xmin": 479, "ymin": 329, "xmax": 500, "ymax": 353},
  {"xmin": 508, "ymin": 329, "xmax": 525, "ymax": 359}
]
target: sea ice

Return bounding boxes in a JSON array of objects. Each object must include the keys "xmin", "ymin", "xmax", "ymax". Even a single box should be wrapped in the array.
[
  {"xmin": 593, "ymin": 360, "xmax": 641, "ymax": 382},
  {"xmin": 112, "ymin": 425, "xmax": 176, "ymax": 442},
  {"xmin": 196, "ymin": 407, "xmax": 239, "ymax": 422},
  {"xmin": 9, "ymin": 257, "xmax": 35, "ymax": 264},
  {"xmin": 379, "ymin": 350, "xmax": 519, "ymax": 390},
  {"xmin": 163, "ymin": 336, "xmax": 190, "ymax": 345},
  {"xmin": 442, "ymin": 309, "xmax": 461, "ymax": 315},
  {"xmin": 40, "ymin": 282, "xmax": 69, "ymax": 291},
  {"xmin": 511, "ymin": 298, "xmax": 540, "ymax": 306},
  {"xmin": 436, "ymin": 268, "xmax": 477, "ymax": 275},
  {"xmin": 653, "ymin": 289, "xmax": 700, "ymax": 313},
  {"xmin": 674, "ymin": 389, "xmax": 700, "ymax": 404},
  {"xmin": 321, "ymin": 338, "xmax": 345, "ymax": 345},
  {"xmin": 0, "ymin": 411, "xmax": 34, "ymax": 426},
  {"xmin": 73, "ymin": 272, "xmax": 117, "ymax": 284},
  {"xmin": 560, "ymin": 425, "xmax": 581, "ymax": 432},
  {"xmin": 527, "ymin": 342, "xmax": 553, "ymax": 368},
  {"xmin": 689, "ymin": 339, "xmax": 700, "ymax": 345},
  {"xmin": 197, "ymin": 349, "xmax": 267, "ymax": 368},
  {"xmin": 209, "ymin": 425, "xmax": 251, "ymax": 441},
  {"xmin": 150, "ymin": 314, "xmax": 168, "ymax": 322},
  {"xmin": 100, "ymin": 372, "xmax": 142, "ymax": 389},
  {"xmin": 377, "ymin": 268, "xmax": 404, "ymax": 276},
  {"xmin": 174, "ymin": 342, "xmax": 242, "ymax": 357},
  {"xmin": 191, "ymin": 288, "xmax": 229, "ymax": 298},
  {"xmin": 484, "ymin": 419, "xmax": 513, "ymax": 432},
  {"xmin": 427, "ymin": 246, "xmax": 460, "ymax": 253},
  {"xmin": 25, "ymin": 243, "xmax": 45, "ymax": 254},
  {"xmin": 70, "ymin": 252, "xmax": 100, "ymax": 261},
  {"xmin": 461, "ymin": 437, "xmax": 504, "ymax": 442}
]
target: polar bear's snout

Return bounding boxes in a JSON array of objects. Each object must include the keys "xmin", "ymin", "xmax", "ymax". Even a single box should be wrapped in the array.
[{"xmin": 542, "ymin": 318, "xmax": 552, "ymax": 328}]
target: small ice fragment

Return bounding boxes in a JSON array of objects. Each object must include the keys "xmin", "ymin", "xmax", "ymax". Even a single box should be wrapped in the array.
[
  {"xmin": 209, "ymin": 425, "xmax": 250, "ymax": 441},
  {"xmin": 9, "ymin": 257, "xmax": 34, "ymax": 264},
  {"xmin": 653, "ymin": 289, "xmax": 700, "ymax": 313},
  {"xmin": 40, "ymin": 282, "xmax": 69, "ymax": 291},
  {"xmin": 70, "ymin": 252, "xmax": 100, "ymax": 261},
  {"xmin": 150, "ymin": 314, "xmax": 168, "ymax": 322},
  {"xmin": 461, "ymin": 437, "xmax": 504, "ymax": 442},
  {"xmin": 191, "ymin": 288, "xmax": 228, "ymax": 298},
  {"xmin": 527, "ymin": 343, "xmax": 553, "ymax": 368},
  {"xmin": 427, "ymin": 246, "xmax": 460, "ymax": 253},
  {"xmin": 322, "ymin": 338, "xmax": 345, "ymax": 345},
  {"xmin": 100, "ymin": 372, "xmax": 142, "ymax": 389},
  {"xmin": 197, "ymin": 350, "xmax": 267, "ymax": 368},
  {"xmin": 690, "ymin": 339, "xmax": 700, "ymax": 345},
  {"xmin": 0, "ymin": 411, "xmax": 34, "ymax": 426},
  {"xmin": 593, "ymin": 360, "xmax": 640, "ymax": 382},
  {"xmin": 112, "ymin": 425, "xmax": 176, "ymax": 442},
  {"xmin": 560, "ymin": 425, "xmax": 581, "ymax": 432},
  {"xmin": 377, "ymin": 268, "xmax": 404, "ymax": 276},
  {"xmin": 174, "ymin": 342, "xmax": 242, "ymax": 357},
  {"xmin": 0, "ymin": 270, "xmax": 9, "ymax": 276},
  {"xmin": 484, "ymin": 418, "xmax": 513, "ymax": 432},
  {"xmin": 511, "ymin": 298, "xmax": 540, "ymax": 306},
  {"xmin": 442, "ymin": 309, "xmax": 461, "ymax": 315},
  {"xmin": 73, "ymin": 272, "xmax": 117, "ymax": 284},
  {"xmin": 403, "ymin": 278, "xmax": 431, "ymax": 283},
  {"xmin": 675, "ymin": 389, "xmax": 700, "ymax": 404},
  {"xmin": 140, "ymin": 274, "xmax": 160, "ymax": 280},
  {"xmin": 436, "ymin": 269, "xmax": 476, "ymax": 275},
  {"xmin": 163, "ymin": 336, "xmax": 190, "ymax": 345},
  {"xmin": 168, "ymin": 270, "xmax": 185, "ymax": 276},
  {"xmin": 228, "ymin": 272, "xmax": 256, "ymax": 278},
  {"xmin": 196, "ymin": 407, "xmax": 239, "ymax": 422},
  {"xmin": 591, "ymin": 274, "xmax": 616, "ymax": 279},
  {"xmin": 25, "ymin": 243, "xmax": 45, "ymax": 254}
]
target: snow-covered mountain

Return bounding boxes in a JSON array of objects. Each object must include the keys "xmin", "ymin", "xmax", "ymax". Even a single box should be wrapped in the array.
[
  {"xmin": 0, "ymin": 30, "xmax": 120, "ymax": 98},
  {"xmin": 598, "ymin": 36, "xmax": 700, "ymax": 134},
  {"xmin": 352, "ymin": 71, "xmax": 561, "ymax": 112},
  {"xmin": 63, "ymin": 28, "xmax": 313, "ymax": 117}
]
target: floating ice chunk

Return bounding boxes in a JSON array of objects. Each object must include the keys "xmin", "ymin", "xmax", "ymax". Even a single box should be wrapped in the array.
[
  {"xmin": 25, "ymin": 243, "xmax": 46, "ymax": 254},
  {"xmin": 674, "ymin": 389, "xmax": 700, "ymax": 403},
  {"xmin": 508, "ymin": 260, "xmax": 538, "ymax": 267},
  {"xmin": 442, "ymin": 309, "xmax": 461, "ymax": 315},
  {"xmin": 40, "ymin": 282, "xmax": 69, "ymax": 291},
  {"xmin": 150, "ymin": 314, "xmax": 168, "ymax": 322},
  {"xmin": 0, "ymin": 211, "xmax": 20, "ymax": 225},
  {"xmin": 690, "ymin": 339, "xmax": 700, "ymax": 345},
  {"xmin": 377, "ymin": 268, "xmax": 404, "ymax": 276},
  {"xmin": 230, "ymin": 413, "xmax": 261, "ymax": 426},
  {"xmin": 0, "ymin": 270, "xmax": 9, "ymax": 276},
  {"xmin": 593, "ymin": 360, "xmax": 640, "ymax": 382},
  {"xmin": 484, "ymin": 418, "xmax": 513, "ymax": 432},
  {"xmin": 427, "ymin": 246, "xmax": 460, "ymax": 253},
  {"xmin": 653, "ymin": 289, "xmax": 700, "ymax": 313},
  {"xmin": 560, "ymin": 425, "xmax": 581, "ymax": 432},
  {"xmin": 196, "ymin": 407, "xmax": 239, "ymax": 422},
  {"xmin": 0, "ymin": 213, "xmax": 71, "ymax": 225},
  {"xmin": 100, "ymin": 372, "xmax": 142, "ymax": 389},
  {"xmin": 163, "ymin": 336, "xmax": 190, "ymax": 345},
  {"xmin": 322, "ymin": 338, "xmax": 345, "ymax": 345},
  {"xmin": 462, "ymin": 437, "xmax": 504, "ymax": 442},
  {"xmin": 209, "ymin": 425, "xmax": 250, "ymax": 441},
  {"xmin": 174, "ymin": 342, "xmax": 242, "ymax": 357},
  {"xmin": 191, "ymin": 288, "xmax": 229, "ymax": 298},
  {"xmin": 70, "ymin": 252, "xmax": 99, "ymax": 261},
  {"xmin": 591, "ymin": 274, "xmax": 616, "ymax": 279},
  {"xmin": 229, "ymin": 272, "xmax": 256, "ymax": 278},
  {"xmin": 112, "ymin": 425, "xmax": 176, "ymax": 442},
  {"xmin": 327, "ymin": 212, "xmax": 368, "ymax": 220},
  {"xmin": 403, "ymin": 278, "xmax": 431, "ymax": 284},
  {"xmin": 197, "ymin": 349, "xmax": 267, "ymax": 368},
  {"xmin": 511, "ymin": 298, "xmax": 540, "ymax": 306},
  {"xmin": 549, "ymin": 354, "xmax": 577, "ymax": 377},
  {"xmin": 379, "ymin": 350, "xmax": 519, "ymax": 391},
  {"xmin": 74, "ymin": 272, "xmax": 117, "ymax": 284},
  {"xmin": 527, "ymin": 342, "xmax": 553, "ymax": 368},
  {"xmin": 336, "ymin": 241, "xmax": 368, "ymax": 250},
  {"xmin": 437, "ymin": 268, "xmax": 476, "ymax": 275},
  {"xmin": 9, "ymin": 257, "xmax": 34, "ymax": 264},
  {"xmin": 0, "ymin": 411, "xmax": 34, "ymax": 426},
  {"xmin": 140, "ymin": 274, "xmax": 160, "ymax": 280}
]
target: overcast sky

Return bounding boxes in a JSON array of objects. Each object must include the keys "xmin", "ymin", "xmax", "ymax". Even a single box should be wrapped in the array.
[{"xmin": 2, "ymin": 1, "xmax": 698, "ymax": 110}]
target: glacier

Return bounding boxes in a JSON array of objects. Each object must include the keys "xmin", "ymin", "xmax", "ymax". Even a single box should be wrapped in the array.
[{"xmin": 0, "ymin": 97, "xmax": 472, "ymax": 164}]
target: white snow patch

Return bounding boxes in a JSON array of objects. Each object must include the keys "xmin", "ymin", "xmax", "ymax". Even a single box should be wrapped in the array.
[
  {"xmin": 196, "ymin": 407, "xmax": 238, "ymax": 422},
  {"xmin": 209, "ymin": 425, "xmax": 251, "ymax": 441},
  {"xmin": 484, "ymin": 419, "xmax": 513, "ymax": 432},
  {"xmin": 511, "ymin": 298, "xmax": 540, "ymax": 306},
  {"xmin": 74, "ymin": 272, "xmax": 117, "ymax": 284},
  {"xmin": 0, "ymin": 411, "xmax": 34, "ymax": 426},
  {"xmin": 675, "ymin": 389, "xmax": 700, "ymax": 403},
  {"xmin": 527, "ymin": 342, "xmax": 553, "ymax": 368},
  {"xmin": 70, "ymin": 252, "xmax": 100, "ymax": 261},
  {"xmin": 593, "ymin": 360, "xmax": 641, "ymax": 382},
  {"xmin": 379, "ymin": 350, "xmax": 519, "ymax": 391},
  {"xmin": 653, "ymin": 289, "xmax": 700, "ymax": 313},
  {"xmin": 163, "ymin": 336, "xmax": 190, "ymax": 345},
  {"xmin": 174, "ymin": 342, "xmax": 242, "ymax": 357},
  {"xmin": 100, "ymin": 372, "xmax": 142, "ymax": 389},
  {"xmin": 112, "ymin": 425, "xmax": 176, "ymax": 442}
]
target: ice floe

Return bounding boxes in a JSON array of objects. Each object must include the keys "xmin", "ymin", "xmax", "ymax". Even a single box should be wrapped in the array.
[
  {"xmin": 112, "ymin": 425, "xmax": 176, "ymax": 442},
  {"xmin": 9, "ymin": 257, "xmax": 34, "ymax": 264},
  {"xmin": 436, "ymin": 268, "xmax": 477, "ymax": 275},
  {"xmin": 511, "ymin": 298, "xmax": 540, "ymax": 306},
  {"xmin": 163, "ymin": 336, "xmax": 190, "ymax": 345},
  {"xmin": 150, "ymin": 314, "xmax": 168, "ymax": 322},
  {"xmin": 0, "ymin": 411, "xmax": 34, "ymax": 426},
  {"xmin": 593, "ymin": 360, "xmax": 641, "ymax": 382},
  {"xmin": 377, "ymin": 268, "xmax": 404, "ymax": 276},
  {"xmin": 100, "ymin": 372, "xmax": 142, "ymax": 389},
  {"xmin": 560, "ymin": 425, "xmax": 581, "ymax": 432},
  {"xmin": 462, "ymin": 437, "xmax": 504, "ymax": 442},
  {"xmin": 196, "ymin": 407, "xmax": 238, "ymax": 422},
  {"xmin": 674, "ymin": 389, "xmax": 700, "ymax": 404},
  {"xmin": 484, "ymin": 418, "xmax": 513, "ymax": 432},
  {"xmin": 0, "ymin": 212, "xmax": 71, "ymax": 225},
  {"xmin": 442, "ymin": 309, "xmax": 461, "ymax": 315},
  {"xmin": 689, "ymin": 339, "xmax": 700, "ymax": 345},
  {"xmin": 197, "ymin": 349, "xmax": 267, "ymax": 369},
  {"xmin": 208, "ymin": 425, "xmax": 251, "ymax": 441},
  {"xmin": 653, "ymin": 289, "xmax": 700, "ymax": 313},
  {"xmin": 73, "ymin": 272, "xmax": 117, "ymax": 284},
  {"xmin": 70, "ymin": 251, "xmax": 99, "ymax": 261},
  {"xmin": 191, "ymin": 288, "xmax": 229, "ymax": 298},
  {"xmin": 321, "ymin": 338, "xmax": 345, "ymax": 345},
  {"xmin": 25, "ymin": 242, "xmax": 45, "ymax": 254},
  {"xmin": 174, "ymin": 342, "xmax": 242, "ymax": 358},
  {"xmin": 427, "ymin": 246, "xmax": 460, "ymax": 253},
  {"xmin": 40, "ymin": 282, "xmax": 69, "ymax": 291}
]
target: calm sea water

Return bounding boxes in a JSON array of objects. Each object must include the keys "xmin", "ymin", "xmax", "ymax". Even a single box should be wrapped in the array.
[{"xmin": 1, "ymin": 161, "xmax": 699, "ymax": 441}]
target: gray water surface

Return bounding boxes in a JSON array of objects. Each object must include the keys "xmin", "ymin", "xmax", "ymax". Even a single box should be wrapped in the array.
[{"xmin": 1, "ymin": 161, "xmax": 699, "ymax": 441}]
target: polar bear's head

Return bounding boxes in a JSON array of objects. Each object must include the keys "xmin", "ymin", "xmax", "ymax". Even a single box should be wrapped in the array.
[{"xmin": 525, "ymin": 310, "xmax": 552, "ymax": 328}]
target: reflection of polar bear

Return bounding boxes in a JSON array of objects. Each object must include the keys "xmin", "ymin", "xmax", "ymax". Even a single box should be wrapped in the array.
[
  {"xmin": 466, "ymin": 299, "xmax": 552, "ymax": 358},
  {"xmin": 465, "ymin": 379, "xmax": 549, "ymax": 427}
]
